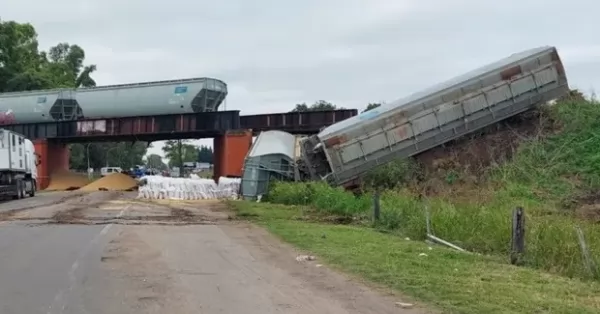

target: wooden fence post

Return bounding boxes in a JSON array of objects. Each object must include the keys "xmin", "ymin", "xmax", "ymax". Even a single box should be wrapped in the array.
[
  {"xmin": 373, "ymin": 191, "xmax": 380, "ymax": 222},
  {"xmin": 511, "ymin": 207, "xmax": 525, "ymax": 265}
]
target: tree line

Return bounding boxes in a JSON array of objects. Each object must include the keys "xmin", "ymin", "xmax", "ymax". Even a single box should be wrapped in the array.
[
  {"xmin": 151, "ymin": 141, "xmax": 213, "ymax": 169},
  {"xmin": 291, "ymin": 100, "xmax": 382, "ymax": 113}
]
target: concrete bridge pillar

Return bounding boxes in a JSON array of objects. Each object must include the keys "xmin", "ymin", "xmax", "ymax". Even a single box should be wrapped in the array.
[
  {"xmin": 33, "ymin": 139, "xmax": 70, "ymax": 190},
  {"xmin": 213, "ymin": 130, "xmax": 253, "ymax": 182}
]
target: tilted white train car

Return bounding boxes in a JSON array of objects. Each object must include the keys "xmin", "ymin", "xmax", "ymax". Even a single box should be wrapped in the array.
[{"xmin": 300, "ymin": 46, "xmax": 570, "ymax": 187}]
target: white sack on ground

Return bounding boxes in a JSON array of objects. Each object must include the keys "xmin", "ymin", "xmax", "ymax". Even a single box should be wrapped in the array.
[{"xmin": 137, "ymin": 176, "xmax": 240, "ymax": 200}]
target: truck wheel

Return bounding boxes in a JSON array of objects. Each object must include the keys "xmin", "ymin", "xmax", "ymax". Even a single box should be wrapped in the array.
[
  {"xmin": 21, "ymin": 182, "xmax": 26, "ymax": 199},
  {"xmin": 12, "ymin": 180, "xmax": 22, "ymax": 200},
  {"xmin": 29, "ymin": 180, "xmax": 36, "ymax": 197}
]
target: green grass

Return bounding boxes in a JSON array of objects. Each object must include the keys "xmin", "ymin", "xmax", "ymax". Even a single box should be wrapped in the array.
[
  {"xmin": 267, "ymin": 180, "xmax": 600, "ymax": 279},
  {"xmin": 229, "ymin": 201, "xmax": 600, "ymax": 314},
  {"xmin": 263, "ymin": 99, "xmax": 600, "ymax": 280}
]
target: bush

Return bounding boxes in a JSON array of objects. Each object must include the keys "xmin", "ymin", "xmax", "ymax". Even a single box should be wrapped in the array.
[
  {"xmin": 269, "ymin": 181, "xmax": 371, "ymax": 217},
  {"xmin": 362, "ymin": 158, "xmax": 421, "ymax": 190}
]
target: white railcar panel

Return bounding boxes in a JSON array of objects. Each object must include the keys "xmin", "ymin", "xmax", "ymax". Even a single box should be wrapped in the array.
[
  {"xmin": 485, "ymin": 85, "xmax": 512, "ymax": 106},
  {"xmin": 412, "ymin": 113, "xmax": 438, "ymax": 136},
  {"xmin": 386, "ymin": 124, "xmax": 414, "ymax": 144},
  {"xmin": 463, "ymin": 94, "xmax": 488, "ymax": 115},
  {"xmin": 510, "ymin": 75, "xmax": 537, "ymax": 97},
  {"xmin": 436, "ymin": 103, "xmax": 464, "ymax": 126},
  {"xmin": 339, "ymin": 143, "xmax": 363, "ymax": 163},
  {"xmin": 360, "ymin": 133, "xmax": 389, "ymax": 156},
  {"xmin": 535, "ymin": 67, "xmax": 558, "ymax": 87}
]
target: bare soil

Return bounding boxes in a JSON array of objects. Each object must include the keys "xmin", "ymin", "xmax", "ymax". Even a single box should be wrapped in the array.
[
  {"xmin": 416, "ymin": 110, "xmax": 550, "ymax": 176},
  {"xmin": 98, "ymin": 222, "xmax": 426, "ymax": 313},
  {"xmin": 0, "ymin": 192, "xmax": 231, "ymax": 226},
  {"xmin": 410, "ymin": 109, "xmax": 559, "ymax": 199}
]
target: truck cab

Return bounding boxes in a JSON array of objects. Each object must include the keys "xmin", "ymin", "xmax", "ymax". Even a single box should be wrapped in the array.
[{"xmin": 0, "ymin": 129, "xmax": 37, "ymax": 199}]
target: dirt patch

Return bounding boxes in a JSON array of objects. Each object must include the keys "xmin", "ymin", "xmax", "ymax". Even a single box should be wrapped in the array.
[
  {"xmin": 170, "ymin": 207, "xmax": 193, "ymax": 218},
  {"xmin": 6, "ymin": 195, "xmax": 230, "ymax": 226},
  {"xmin": 408, "ymin": 109, "xmax": 560, "ymax": 199},
  {"xmin": 293, "ymin": 213, "xmax": 362, "ymax": 225},
  {"xmin": 0, "ymin": 209, "xmax": 22, "ymax": 221},
  {"xmin": 574, "ymin": 204, "xmax": 600, "ymax": 223},
  {"xmin": 571, "ymin": 190, "xmax": 600, "ymax": 222},
  {"xmin": 221, "ymin": 222, "xmax": 428, "ymax": 313},
  {"xmin": 0, "ymin": 191, "xmax": 88, "ymax": 221},
  {"xmin": 415, "ymin": 110, "xmax": 552, "ymax": 176},
  {"xmin": 132, "ymin": 199, "xmax": 232, "ymax": 221},
  {"xmin": 51, "ymin": 207, "xmax": 86, "ymax": 222},
  {"xmin": 79, "ymin": 173, "xmax": 138, "ymax": 192},
  {"xmin": 1, "ymin": 191, "xmax": 124, "ymax": 223}
]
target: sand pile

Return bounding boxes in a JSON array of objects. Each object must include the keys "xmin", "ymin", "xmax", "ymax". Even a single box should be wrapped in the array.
[
  {"xmin": 45, "ymin": 171, "xmax": 91, "ymax": 191},
  {"xmin": 79, "ymin": 173, "xmax": 138, "ymax": 192}
]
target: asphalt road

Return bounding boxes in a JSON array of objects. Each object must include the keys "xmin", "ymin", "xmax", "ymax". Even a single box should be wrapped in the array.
[
  {"xmin": 0, "ymin": 224, "xmax": 110, "ymax": 314},
  {"xmin": 0, "ymin": 192, "xmax": 424, "ymax": 314}
]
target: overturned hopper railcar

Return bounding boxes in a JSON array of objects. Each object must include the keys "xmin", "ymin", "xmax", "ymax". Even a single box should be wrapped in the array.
[{"xmin": 299, "ymin": 46, "xmax": 569, "ymax": 187}]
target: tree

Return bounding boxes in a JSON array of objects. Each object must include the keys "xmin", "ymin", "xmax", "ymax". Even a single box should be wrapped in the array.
[
  {"xmin": 68, "ymin": 142, "xmax": 148, "ymax": 171},
  {"xmin": 0, "ymin": 20, "xmax": 98, "ymax": 92},
  {"xmin": 146, "ymin": 154, "xmax": 167, "ymax": 170},
  {"xmin": 0, "ymin": 20, "xmax": 109, "ymax": 171},
  {"xmin": 0, "ymin": 20, "xmax": 52, "ymax": 92},
  {"xmin": 197, "ymin": 145, "xmax": 213, "ymax": 164},
  {"xmin": 69, "ymin": 144, "xmax": 86, "ymax": 170},
  {"xmin": 108, "ymin": 142, "xmax": 148, "ymax": 169},
  {"xmin": 162, "ymin": 140, "xmax": 199, "ymax": 168},
  {"xmin": 291, "ymin": 100, "xmax": 339, "ymax": 112},
  {"xmin": 363, "ymin": 103, "xmax": 382, "ymax": 113},
  {"xmin": 45, "ymin": 43, "xmax": 97, "ymax": 88}
]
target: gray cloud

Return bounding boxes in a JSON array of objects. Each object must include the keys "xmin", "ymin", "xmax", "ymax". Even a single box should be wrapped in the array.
[{"xmin": 2, "ymin": 0, "xmax": 599, "ymax": 157}]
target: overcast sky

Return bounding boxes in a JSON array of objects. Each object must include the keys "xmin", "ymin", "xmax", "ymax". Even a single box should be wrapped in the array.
[{"xmin": 2, "ymin": 0, "xmax": 599, "ymax": 161}]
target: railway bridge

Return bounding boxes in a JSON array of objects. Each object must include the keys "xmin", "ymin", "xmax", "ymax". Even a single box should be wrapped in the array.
[{"xmin": 1, "ymin": 109, "xmax": 357, "ymax": 189}]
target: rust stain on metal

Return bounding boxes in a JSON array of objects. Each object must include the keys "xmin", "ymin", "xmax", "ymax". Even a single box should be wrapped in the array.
[
  {"xmin": 501, "ymin": 66, "xmax": 523, "ymax": 81},
  {"xmin": 395, "ymin": 125, "xmax": 411, "ymax": 141},
  {"xmin": 384, "ymin": 111, "xmax": 408, "ymax": 126},
  {"xmin": 394, "ymin": 111, "xmax": 408, "ymax": 123},
  {"xmin": 324, "ymin": 135, "xmax": 347, "ymax": 147}
]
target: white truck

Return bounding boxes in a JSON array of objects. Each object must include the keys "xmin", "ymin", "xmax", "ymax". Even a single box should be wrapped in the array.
[{"xmin": 0, "ymin": 129, "xmax": 37, "ymax": 199}]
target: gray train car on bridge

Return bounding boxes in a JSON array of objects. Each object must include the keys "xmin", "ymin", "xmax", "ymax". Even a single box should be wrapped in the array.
[
  {"xmin": 300, "ymin": 46, "xmax": 570, "ymax": 187},
  {"xmin": 0, "ymin": 77, "xmax": 227, "ymax": 124}
]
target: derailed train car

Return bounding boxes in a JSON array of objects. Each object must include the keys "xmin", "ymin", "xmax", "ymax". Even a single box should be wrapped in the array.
[{"xmin": 299, "ymin": 46, "xmax": 570, "ymax": 187}]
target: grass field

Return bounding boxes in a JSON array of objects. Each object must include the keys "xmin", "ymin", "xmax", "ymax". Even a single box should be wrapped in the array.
[{"xmin": 229, "ymin": 201, "xmax": 600, "ymax": 313}]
